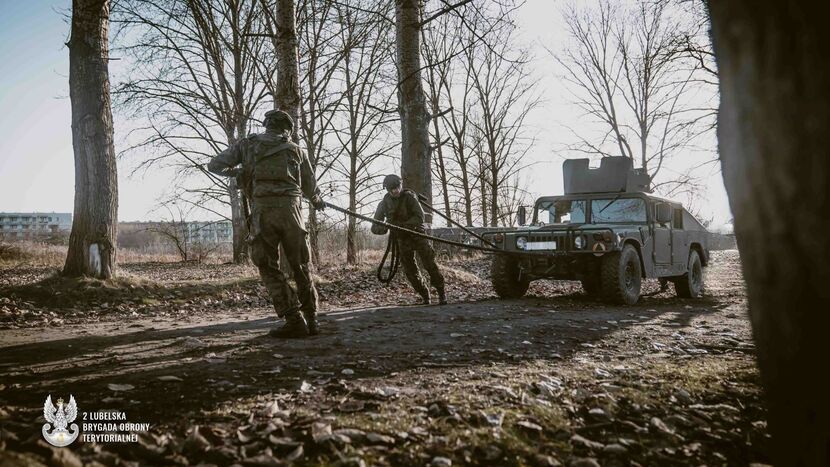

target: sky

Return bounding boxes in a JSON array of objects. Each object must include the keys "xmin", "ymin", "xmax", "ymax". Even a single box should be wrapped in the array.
[{"xmin": 0, "ymin": 0, "xmax": 733, "ymax": 228}]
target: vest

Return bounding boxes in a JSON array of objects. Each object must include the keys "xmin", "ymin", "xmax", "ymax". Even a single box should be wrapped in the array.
[{"xmin": 244, "ymin": 135, "xmax": 303, "ymax": 199}]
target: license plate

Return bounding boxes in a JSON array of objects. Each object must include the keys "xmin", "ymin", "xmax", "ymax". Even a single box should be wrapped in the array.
[{"xmin": 526, "ymin": 241, "xmax": 556, "ymax": 250}]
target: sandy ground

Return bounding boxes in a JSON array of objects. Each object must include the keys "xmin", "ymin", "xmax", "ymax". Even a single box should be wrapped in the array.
[{"xmin": 0, "ymin": 250, "xmax": 769, "ymax": 466}]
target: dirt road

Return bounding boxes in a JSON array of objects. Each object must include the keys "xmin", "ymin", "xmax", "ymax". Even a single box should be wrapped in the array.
[{"xmin": 0, "ymin": 251, "xmax": 769, "ymax": 466}]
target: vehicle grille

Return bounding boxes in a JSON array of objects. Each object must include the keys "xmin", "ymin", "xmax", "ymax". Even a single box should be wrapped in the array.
[{"xmin": 526, "ymin": 233, "xmax": 569, "ymax": 251}]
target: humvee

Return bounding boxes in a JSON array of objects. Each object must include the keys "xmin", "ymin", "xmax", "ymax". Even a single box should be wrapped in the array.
[{"xmin": 484, "ymin": 157, "xmax": 709, "ymax": 305}]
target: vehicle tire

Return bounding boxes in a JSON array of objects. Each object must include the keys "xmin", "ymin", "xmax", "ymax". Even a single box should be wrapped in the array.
[
  {"xmin": 601, "ymin": 244, "xmax": 642, "ymax": 305},
  {"xmin": 581, "ymin": 277, "xmax": 602, "ymax": 296},
  {"xmin": 674, "ymin": 249, "xmax": 703, "ymax": 298},
  {"xmin": 491, "ymin": 254, "xmax": 530, "ymax": 299}
]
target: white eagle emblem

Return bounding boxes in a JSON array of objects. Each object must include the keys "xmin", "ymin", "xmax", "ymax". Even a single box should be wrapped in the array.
[{"xmin": 42, "ymin": 395, "xmax": 79, "ymax": 447}]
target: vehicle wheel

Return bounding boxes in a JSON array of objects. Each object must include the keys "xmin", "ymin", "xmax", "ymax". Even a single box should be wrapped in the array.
[
  {"xmin": 581, "ymin": 277, "xmax": 602, "ymax": 296},
  {"xmin": 601, "ymin": 244, "xmax": 642, "ymax": 305},
  {"xmin": 491, "ymin": 254, "xmax": 530, "ymax": 298},
  {"xmin": 674, "ymin": 250, "xmax": 703, "ymax": 298}
]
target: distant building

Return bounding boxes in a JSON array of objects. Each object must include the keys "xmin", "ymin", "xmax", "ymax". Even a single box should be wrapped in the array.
[
  {"xmin": 0, "ymin": 212, "xmax": 72, "ymax": 240},
  {"xmin": 119, "ymin": 220, "xmax": 233, "ymax": 246},
  {"xmin": 180, "ymin": 221, "xmax": 233, "ymax": 244}
]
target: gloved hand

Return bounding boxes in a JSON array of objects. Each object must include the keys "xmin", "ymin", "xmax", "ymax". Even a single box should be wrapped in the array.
[
  {"xmin": 371, "ymin": 223, "xmax": 388, "ymax": 235},
  {"xmin": 311, "ymin": 195, "xmax": 326, "ymax": 211}
]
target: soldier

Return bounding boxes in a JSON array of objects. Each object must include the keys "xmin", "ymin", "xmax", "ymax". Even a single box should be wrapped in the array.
[
  {"xmin": 371, "ymin": 174, "xmax": 447, "ymax": 305},
  {"xmin": 208, "ymin": 109, "xmax": 325, "ymax": 338}
]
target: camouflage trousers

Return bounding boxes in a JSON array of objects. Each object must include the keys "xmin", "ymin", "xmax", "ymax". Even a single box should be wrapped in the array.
[
  {"xmin": 397, "ymin": 232, "xmax": 445, "ymax": 296},
  {"xmin": 249, "ymin": 198, "xmax": 317, "ymax": 317}
]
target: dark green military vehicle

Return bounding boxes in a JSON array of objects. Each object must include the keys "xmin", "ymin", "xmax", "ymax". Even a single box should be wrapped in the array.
[{"xmin": 485, "ymin": 157, "xmax": 709, "ymax": 305}]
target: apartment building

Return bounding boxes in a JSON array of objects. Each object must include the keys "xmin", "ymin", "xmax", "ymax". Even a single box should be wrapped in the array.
[
  {"xmin": 119, "ymin": 220, "xmax": 233, "ymax": 245},
  {"xmin": 0, "ymin": 212, "xmax": 72, "ymax": 240}
]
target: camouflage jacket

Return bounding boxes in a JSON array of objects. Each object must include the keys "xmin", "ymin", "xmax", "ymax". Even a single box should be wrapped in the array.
[
  {"xmin": 372, "ymin": 190, "xmax": 425, "ymax": 234},
  {"xmin": 208, "ymin": 130, "xmax": 319, "ymax": 204}
]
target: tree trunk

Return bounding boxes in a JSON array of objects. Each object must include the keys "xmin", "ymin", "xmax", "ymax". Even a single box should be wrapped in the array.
[
  {"xmin": 228, "ymin": 179, "xmax": 248, "ymax": 263},
  {"xmin": 489, "ymin": 144, "xmax": 499, "ymax": 227},
  {"xmin": 395, "ymin": 0, "xmax": 432, "ymax": 223},
  {"xmin": 346, "ymin": 171, "xmax": 357, "ymax": 264},
  {"xmin": 275, "ymin": 0, "xmax": 301, "ymax": 134},
  {"xmin": 457, "ymin": 148, "xmax": 473, "ymax": 226},
  {"xmin": 708, "ymin": 2, "xmax": 830, "ymax": 464},
  {"xmin": 274, "ymin": 0, "xmax": 301, "ymax": 274},
  {"xmin": 63, "ymin": 0, "xmax": 118, "ymax": 279},
  {"xmin": 479, "ymin": 166, "xmax": 489, "ymax": 227},
  {"xmin": 230, "ymin": 7, "xmax": 250, "ymax": 265},
  {"xmin": 429, "ymin": 100, "xmax": 452, "ymax": 227},
  {"xmin": 307, "ymin": 206, "xmax": 320, "ymax": 266}
]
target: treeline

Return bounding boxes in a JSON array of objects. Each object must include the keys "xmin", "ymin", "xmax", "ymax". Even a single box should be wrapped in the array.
[{"xmin": 111, "ymin": 0, "xmax": 538, "ymax": 265}]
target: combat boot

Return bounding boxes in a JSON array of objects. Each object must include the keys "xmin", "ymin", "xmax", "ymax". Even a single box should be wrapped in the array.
[
  {"xmin": 303, "ymin": 310, "xmax": 319, "ymax": 336},
  {"xmin": 437, "ymin": 288, "xmax": 447, "ymax": 305},
  {"xmin": 268, "ymin": 310, "xmax": 309, "ymax": 338}
]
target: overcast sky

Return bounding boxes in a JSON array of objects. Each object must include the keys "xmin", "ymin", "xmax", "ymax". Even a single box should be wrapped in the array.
[{"xmin": 0, "ymin": 0, "xmax": 733, "ymax": 227}]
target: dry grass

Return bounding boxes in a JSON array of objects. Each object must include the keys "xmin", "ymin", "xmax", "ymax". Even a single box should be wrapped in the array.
[
  {"xmin": 1, "ymin": 240, "xmax": 435, "ymax": 274},
  {"xmin": 0, "ymin": 241, "xmax": 66, "ymax": 268}
]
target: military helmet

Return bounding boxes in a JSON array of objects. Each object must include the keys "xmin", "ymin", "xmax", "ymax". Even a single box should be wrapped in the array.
[
  {"xmin": 383, "ymin": 174, "xmax": 402, "ymax": 190},
  {"xmin": 263, "ymin": 109, "xmax": 293, "ymax": 131}
]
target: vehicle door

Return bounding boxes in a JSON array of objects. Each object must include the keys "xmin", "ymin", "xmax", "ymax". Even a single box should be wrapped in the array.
[
  {"xmin": 671, "ymin": 207, "xmax": 690, "ymax": 271},
  {"xmin": 653, "ymin": 202, "xmax": 672, "ymax": 265}
]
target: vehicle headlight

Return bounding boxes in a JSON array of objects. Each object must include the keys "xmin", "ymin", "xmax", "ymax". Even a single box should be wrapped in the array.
[
  {"xmin": 516, "ymin": 236, "xmax": 528, "ymax": 250},
  {"xmin": 574, "ymin": 235, "xmax": 585, "ymax": 249}
]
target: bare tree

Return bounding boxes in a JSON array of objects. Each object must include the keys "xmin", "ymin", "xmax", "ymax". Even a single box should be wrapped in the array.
[
  {"xmin": 468, "ymin": 19, "xmax": 539, "ymax": 226},
  {"xmin": 555, "ymin": 0, "xmax": 715, "ymax": 195},
  {"xmin": 709, "ymin": 1, "xmax": 829, "ymax": 463},
  {"xmin": 260, "ymin": 0, "xmax": 301, "ymax": 127},
  {"xmin": 147, "ymin": 202, "xmax": 223, "ymax": 262},
  {"xmin": 420, "ymin": 0, "xmax": 532, "ymax": 227},
  {"xmin": 113, "ymin": 0, "xmax": 272, "ymax": 263},
  {"xmin": 64, "ymin": 0, "xmax": 119, "ymax": 279},
  {"xmin": 421, "ymin": 11, "xmax": 458, "ymax": 226},
  {"xmin": 330, "ymin": 0, "xmax": 397, "ymax": 264},
  {"xmin": 295, "ymin": 0, "xmax": 350, "ymax": 264},
  {"xmin": 394, "ymin": 0, "xmax": 433, "ymax": 212}
]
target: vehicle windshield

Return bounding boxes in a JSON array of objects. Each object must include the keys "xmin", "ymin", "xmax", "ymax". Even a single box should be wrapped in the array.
[
  {"xmin": 591, "ymin": 198, "xmax": 647, "ymax": 223},
  {"xmin": 534, "ymin": 199, "xmax": 586, "ymax": 225}
]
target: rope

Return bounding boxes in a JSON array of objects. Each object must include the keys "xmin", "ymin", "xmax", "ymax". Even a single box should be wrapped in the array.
[
  {"xmin": 413, "ymin": 193, "xmax": 499, "ymax": 249},
  {"xmin": 323, "ymin": 201, "xmax": 551, "ymax": 257},
  {"xmin": 377, "ymin": 230, "xmax": 400, "ymax": 284}
]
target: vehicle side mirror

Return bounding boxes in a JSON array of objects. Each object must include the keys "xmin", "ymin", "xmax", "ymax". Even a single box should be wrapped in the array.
[
  {"xmin": 656, "ymin": 203, "xmax": 672, "ymax": 225},
  {"xmin": 517, "ymin": 206, "xmax": 527, "ymax": 226}
]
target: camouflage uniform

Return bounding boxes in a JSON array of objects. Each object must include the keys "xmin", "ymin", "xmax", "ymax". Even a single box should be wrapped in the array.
[
  {"xmin": 208, "ymin": 110, "xmax": 322, "ymax": 337},
  {"xmin": 372, "ymin": 188, "xmax": 446, "ymax": 304}
]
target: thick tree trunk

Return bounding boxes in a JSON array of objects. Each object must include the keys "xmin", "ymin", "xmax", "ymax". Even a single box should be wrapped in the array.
[
  {"xmin": 395, "ymin": 0, "xmax": 432, "ymax": 223},
  {"xmin": 275, "ymin": 0, "xmax": 301, "ymax": 134},
  {"xmin": 708, "ymin": 2, "xmax": 830, "ymax": 464},
  {"xmin": 274, "ymin": 0, "xmax": 301, "ymax": 273},
  {"xmin": 63, "ymin": 0, "xmax": 118, "ymax": 279}
]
